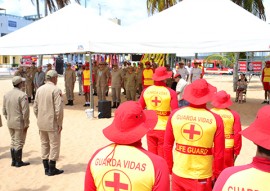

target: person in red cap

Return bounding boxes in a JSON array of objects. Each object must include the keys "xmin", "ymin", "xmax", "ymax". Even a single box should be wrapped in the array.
[
  {"xmin": 213, "ymin": 105, "xmax": 270, "ymax": 191},
  {"xmin": 84, "ymin": 101, "xmax": 170, "ymax": 191},
  {"xmin": 211, "ymin": 90, "xmax": 242, "ymax": 168},
  {"xmin": 82, "ymin": 62, "xmax": 91, "ymax": 107},
  {"xmin": 261, "ymin": 60, "xmax": 270, "ymax": 104},
  {"xmin": 142, "ymin": 61, "xmax": 154, "ymax": 89},
  {"xmin": 139, "ymin": 66, "xmax": 178, "ymax": 158},
  {"xmin": 164, "ymin": 79, "xmax": 225, "ymax": 191}
]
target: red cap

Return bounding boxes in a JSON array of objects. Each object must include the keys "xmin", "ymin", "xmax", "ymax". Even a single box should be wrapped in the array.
[
  {"xmin": 211, "ymin": 90, "xmax": 232, "ymax": 109},
  {"xmin": 152, "ymin": 66, "xmax": 172, "ymax": 81},
  {"xmin": 183, "ymin": 79, "xmax": 217, "ymax": 105},
  {"xmin": 103, "ymin": 101, "xmax": 158, "ymax": 144},
  {"xmin": 240, "ymin": 105, "xmax": 270, "ymax": 149}
]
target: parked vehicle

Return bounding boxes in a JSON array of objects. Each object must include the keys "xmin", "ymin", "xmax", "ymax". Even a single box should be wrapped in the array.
[{"xmin": 203, "ymin": 60, "xmax": 233, "ymax": 75}]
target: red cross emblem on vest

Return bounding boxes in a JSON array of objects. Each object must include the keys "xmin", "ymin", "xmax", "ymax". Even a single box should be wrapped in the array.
[
  {"xmin": 150, "ymin": 95, "xmax": 162, "ymax": 107},
  {"xmin": 102, "ymin": 170, "xmax": 131, "ymax": 191},
  {"xmin": 181, "ymin": 123, "xmax": 203, "ymax": 142}
]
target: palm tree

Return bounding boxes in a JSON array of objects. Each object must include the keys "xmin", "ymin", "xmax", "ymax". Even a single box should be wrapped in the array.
[
  {"xmin": 232, "ymin": 0, "xmax": 266, "ymax": 20},
  {"xmin": 31, "ymin": 0, "xmax": 80, "ymax": 18},
  {"xmin": 147, "ymin": 0, "xmax": 179, "ymax": 16}
]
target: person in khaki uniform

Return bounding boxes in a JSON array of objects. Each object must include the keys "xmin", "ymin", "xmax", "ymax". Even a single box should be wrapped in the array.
[
  {"xmin": 24, "ymin": 67, "xmax": 33, "ymax": 103},
  {"xmin": 125, "ymin": 66, "xmax": 137, "ymax": 101},
  {"xmin": 14, "ymin": 65, "xmax": 25, "ymax": 77},
  {"xmin": 33, "ymin": 70, "xmax": 64, "ymax": 176},
  {"xmin": 96, "ymin": 62, "xmax": 110, "ymax": 101},
  {"xmin": 30, "ymin": 62, "xmax": 38, "ymax": 100},
  {"xmin": 136, "ymin": 62, "xmax": 144, "ymax": 97},
  {"xmin": 111, "ymin": 63, "xmax": 123, "ymax": 108},
  {"xmin": 64, "ymin": 63, "xmax": 76, "ymax": 106},
  {"xmin": 2, "ymin": 76, "xmax": 30, "ymax": 168}
]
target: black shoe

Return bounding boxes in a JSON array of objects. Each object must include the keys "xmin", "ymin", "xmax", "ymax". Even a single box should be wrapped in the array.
[
  {"xmin": 261, "ymin": 100, "xmax": 268, "ymax": 104},
  {"xmin": 48, "ymin": 160, "xmax": 64, "ymax": 176},
  {"xmin": 10, "ymin": 148, "xmax": 16, "ymax": 167},
  {"xmin": 14, "ymin": 149, "xmax": 30, "ymax": 167},
  {"xmin": 69, "ymin": 100, "xmax": 73, "ymax": 106},
  {"xmin": 65, "ymin": 100, "xmax": 71, "ymax": 105},
  {"xmin": 42, "ymin": 160, "xmax": 49, "ymax": 175},
  {"xmin": 83, "ymin": 104, "xmax": 90, "ymax": 107}
]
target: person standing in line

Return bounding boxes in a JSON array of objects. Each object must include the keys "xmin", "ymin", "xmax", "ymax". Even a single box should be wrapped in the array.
[
  {"xmin": 2, "ymin": 76, "xmax": 30, "ymax": 167},
  {"xmin": 136, "ymin": 62, "xmax": 144, "ymax": 98},
  {"xmin": 64, "ymin": 63, "xmax": 76, "ymax": 106},
  {"xmin": 30, "ymin": 62, "xmax": 38, "ymax": 100},
  {"xmin": 213, "ymin": 105, "xmax": 270, "ymax": 191},
  {"xmin": 77, "ymin": 65, "xmax": 83, "ymax": 96},
  {"xmin": 125, "ymin": 66, "xmax": 137, "ymax": 101},
  {"xmin": 84, "ymin": 101, "xmax": 170, "ymax": 191},
  {"xmin": 164, "ymin": 79, "xmax": 225, "ymax": 191},
  {"xmin": 14, "ymin": 65, "xmax": 25, "ymax": 77},
  {"xmin": 211, "ymin": 90, "xmax": 242, "ymax": 169},
  {"xmin": 139, "ymin": 66, "xmax": 178, "ymax": 158},
  {"xmin": 34, "ymin": 66, "xmax": 45, "ymax": 90},
  {"xmin": 33, "ymin": 70, "xmax": 64, "ymax": 176},
  {"xmin": 261, "ymin": 60, "xmax": 270, "ymax": 104},
  {"xmin": 82, "ymin": 62, "xmax": 91, "ymax": 107},
  {"xmin": 176, "ymin": 61, "xmax": 189, "ymax": 81},
  {"xmin": 190, "ymin": 61, "xmax": 203, "ymax": 83},
  {"xmin": 46, "ymin": 63, "xmax": 52, "ymax": 74},
  {"xmin": 24, "ymin": 67, "xmax": 33, "ymax": 103},
  {"xmin": 174, "ymin": 73, "xmax": 189, "ymax": 107},
  {"xmin": 111, "ymin": 63, "xmax": 123, "ymax": 108},
  {"xmin": 96, "ymin": 62, "xmax": 110, "ymax": 101},
  {"xmin": 142, "ymin": 61, "xmax": 154, "ymax": 89}
]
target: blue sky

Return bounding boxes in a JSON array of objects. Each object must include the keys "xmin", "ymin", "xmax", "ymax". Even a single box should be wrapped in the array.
[{"xmin": 0, "ymin": 0, "xmax": 270, "ymax": 26}]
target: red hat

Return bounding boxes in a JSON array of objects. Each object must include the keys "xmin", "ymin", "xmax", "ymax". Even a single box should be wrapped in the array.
[
  {"xmin": 152, "ymin": 66, "xmax": 172, "ymax": 81},
  {"xmin": 211, "ymin": 90, "xmax": 232, "ymax": 109},
  {"xmin": 175, "ymin": 63, "xmax": 179, "ymax": 66},
  {"xmin": 240, "ymin": 105, "xmax": 270, "ymax": 150},
  {"xmin": 103, "ymin": 101, "xmax": 158, "ymax": 144},
  {"xmin": 265, "ymin": 60, "xmax": 270, "ymax": 65},
  {"xmin": 85, "ymin": 62, "xmax": 90, "ymax": 67},
  {"xmin": 145, "ymin": 61, "xmax": 151, "ymax": 65},
  {"xmin": 174, "ymin": 73, "xmax": 181, "ymax": 78},
  {"xmin": 183, "ymin": 79, "xmax": 217, "ymax": 105}
]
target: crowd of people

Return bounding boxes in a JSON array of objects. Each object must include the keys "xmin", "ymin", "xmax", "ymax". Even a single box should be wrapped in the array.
[{"xmin": 1, "ymin": 59, "xmax": 270, "ymax": 190}]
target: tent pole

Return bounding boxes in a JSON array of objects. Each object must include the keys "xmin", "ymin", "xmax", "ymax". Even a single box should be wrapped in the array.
[
  {"xmin": 233, "ymin": 53, "xmax": 239, "ymax": 92},
  {"xmin": 89, "ymin": 52, "xmax": 94, "ymax": 116}
]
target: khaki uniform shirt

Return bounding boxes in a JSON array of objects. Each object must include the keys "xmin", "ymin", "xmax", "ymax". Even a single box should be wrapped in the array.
[
  {"xmin": 2, "ymin": 88, "xmax": 30, "ymax": 129},
  {"xmin": 64, "ymin": 68, "xmax": 76, "ymax": 86},
  {"xmin": 96, "ymin": 68, "xmax": 110, "ymax": 87},
  {"xmin": 125, "ymin": 72, "xmax": 137, "ymax": 90},
  {"xmin": 33, "ymin": 81, "xmax": 63, "ymax": 132},
  {"xmin": 111, "ymin": 69, "xmax": 123, "ymax": 88},
  {"xmin": 30, "ymin": 66, "xmax": 38, "ymax": 82},
  {"xmin": 14, "ymin": 70, "xmax": 24, "ymax": 77},
  {"xmin": 136, "ymin": 68, "xmax": 143, "ymax": 84}
]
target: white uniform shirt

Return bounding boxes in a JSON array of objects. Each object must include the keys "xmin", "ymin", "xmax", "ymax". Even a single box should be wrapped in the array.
[
  {"xmin": 176, "ymin": 78, "xmax": 188, "ymax": 101},
  {"xmin": 190, "ymin": 67, "xmax": 202, "ymax": 82},
  {"xmin": 176, "ymin": 68, "xmax": 189, "ymax": 81}
]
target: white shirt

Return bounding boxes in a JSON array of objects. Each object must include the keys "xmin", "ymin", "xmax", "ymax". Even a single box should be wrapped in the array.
[
  {"xmin": 176, "ymin": 78, "xmax": 188, "ymax": 100},
  {"xmin": 190, "ymin": 67, "xmax": 202, "ymax": 82},
  {"xmin": 176, "ymin": 67, "xmax": 189, "ymax": 81}
]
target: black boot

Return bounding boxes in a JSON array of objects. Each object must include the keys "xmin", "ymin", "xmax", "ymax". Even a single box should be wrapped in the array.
[
  {"xmin": 48, "ymin": 160, "xmax": 64, "ymax": 176},
  {"xmin": 69, "ymin": 100, "xmax": 73, "ymax": 106},
  {"xmin": 28, "ymin": 97, "xmax": 31, "ymax": 103},
  {"xmin": 15, "ymin": 149, "xmax": 30, "ymax": 167},
  {"xmin": 42, "ymin": 159, "xmax": 49, "ymax": 175},
  {"xmin": 65, "ymin": 100, "xmax": 71, "ymax": 105},
  {"xmin": 111, "ymin": 102, "xmax": 116, "ymax": 108},
  {"xmin": 116, "ymin": 102, "xmax": 120, "ymax": 108},
  {"xmin": 10, "ymin": 148, "xmax": 16, "ymax": 167}
]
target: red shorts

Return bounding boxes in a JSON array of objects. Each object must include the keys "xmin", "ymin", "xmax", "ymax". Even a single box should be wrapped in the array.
[
  {"xmin": 263, "ymin": 82, "xmax": 270, "ymax": 91},
  {"xmin": 83, "ymin": 86, "xmax": 90, "ymax": 93}
]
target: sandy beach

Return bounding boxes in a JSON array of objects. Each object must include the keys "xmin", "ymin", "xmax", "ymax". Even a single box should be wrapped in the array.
[{"xmin": 0, "ymin": 74, "xmax": 264, "ymax": 191}]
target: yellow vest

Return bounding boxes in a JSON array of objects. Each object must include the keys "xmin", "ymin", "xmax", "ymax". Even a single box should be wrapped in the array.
[
  {"xmin": 90, "ymin": 144, "xmax": 155, "ymax": 191},
  {"xmin": 263, "ymin": 68, "xmax": 270, "ymax": 82},
  {"xmin": 171, "ymin": 107, "xmax": 217, "ymax": 179},
  {"xmin": 211, "ymin": 108, "xmax": 235, "ymax": 149},
  {"xmin": 83, "ymin": 70, "xmax": 90, "ymax": 86},
  {"xmin": 144, "ymin": 86, "xmax": 171, "ymax": 130},
  {"xmin": 143, "ymin": 69, "xmax": 154, "ymax": 86}
]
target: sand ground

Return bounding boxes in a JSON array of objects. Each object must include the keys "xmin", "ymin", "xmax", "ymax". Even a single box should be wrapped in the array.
[{"xmin": 0, "ymin": 74, "xmax": 264, "ymax": 191}]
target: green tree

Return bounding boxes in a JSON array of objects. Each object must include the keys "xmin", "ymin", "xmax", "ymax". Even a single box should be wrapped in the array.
[
  {"xmin": 147, "ymin": 0, "xmax": 179, "ymax": 15},
  {"xmin": 232, "ymin": 0, "xmax": 266, "ymax": 20}
]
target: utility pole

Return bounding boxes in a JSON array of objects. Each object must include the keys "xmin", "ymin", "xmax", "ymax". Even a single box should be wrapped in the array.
[
  {"xmin": 85, "ymin": 0, "xmax": 87, "ymax": 8},
  {"xmin": 98, "ymin": 3, "xmax": 101, "ymax": 16}
]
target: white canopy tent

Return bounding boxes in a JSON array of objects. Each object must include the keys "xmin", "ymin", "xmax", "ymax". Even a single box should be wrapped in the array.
[
  {"xmin": 0, "ymin": 3, "xmax": 123, "ymax": 55},
  {"xmin": 118, "ymin": 0, "xmax": 270, "ymax": 54}
]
